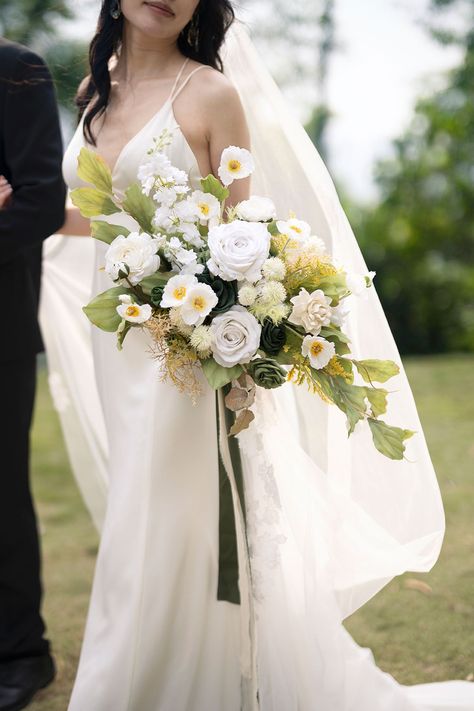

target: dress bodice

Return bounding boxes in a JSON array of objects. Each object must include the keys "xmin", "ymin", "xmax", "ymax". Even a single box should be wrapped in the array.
[{"xmin": 62, "ymin": 58, "xmax": 205, "ymax": 197}]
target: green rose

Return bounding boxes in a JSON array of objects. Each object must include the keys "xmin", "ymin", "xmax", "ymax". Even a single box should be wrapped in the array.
[
  {"xmin": 246, "ymin": 358, "xmax": 287, "ymax": 389},
  {"xmin": 260, "ymin": 318, "xmax": 287, "ymax": 356},
  {"xmin": 150, "ymin": 285, "xmax": 165, "ymax": 307},
  {"xmin": 197, "ymin": 267, "xmax": 237, "ymax": 316}
]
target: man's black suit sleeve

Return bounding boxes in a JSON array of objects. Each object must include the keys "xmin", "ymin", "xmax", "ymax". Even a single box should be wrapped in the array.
[{"xmin": 0, "ymin": 48, "xmax": 66, "ymax": 264}]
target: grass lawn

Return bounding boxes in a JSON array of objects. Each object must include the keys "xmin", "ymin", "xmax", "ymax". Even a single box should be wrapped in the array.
[{"xmin": 28, "ymin": 354, "xmax": 474, "ymax": 709}]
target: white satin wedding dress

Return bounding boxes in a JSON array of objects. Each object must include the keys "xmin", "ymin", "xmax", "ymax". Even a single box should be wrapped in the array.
[{"xmin": 41, "ymin": 25, "xmax": 474, "ymax": 711}]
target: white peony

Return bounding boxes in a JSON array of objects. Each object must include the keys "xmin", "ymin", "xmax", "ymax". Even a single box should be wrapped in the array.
[
  {"xmin": 189, "ymin": 191, "xmax": 221, "ymax": 222},
  {"xmin": 288, "ymin": 287, "xmax": 332, "ymax": 335},
  {"xmin": 207, "ymin": 220, "xmax": 270, "ymax": 283},
  {"xmin": 301, "ymin": 335, "xmax": 335, "ymax": 370},
  {"xmin": 218, "ymin": 146, "xmax": 255, "ymax": 186},
  {"xmin": 105, "ymin": 232, "xmax": 161, "ymax": 285},
  {"xmin": 276, "ymin": 217, "xmax": 311, "ymax": 241},
  {"xmin": 210, "ymin": 306, "xmax": 261, "ymax": 367},
  {"xmin": 160, "ymin": 274, "xmax": 197, "ymax": 308},
  {"xmin": 116, "ymin": 295, "xmax": 152, "ymax": 324},
  {"xmin": 235, "ymin": 195, "xmax": 276, "ymax": 222},
  {"xmin": 262, "ymin": 257, "xmax": 286, "ymax": 281},
  {"xmin": 180, "ymin": 283, "xmax": 219, "ymax": 326}
]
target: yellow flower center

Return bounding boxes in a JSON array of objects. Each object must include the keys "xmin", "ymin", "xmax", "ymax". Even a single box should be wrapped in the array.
[
  {"xmin": 125, "ymin": 305, "xmax": 140, "ymax": 318},
  {"xmin": 199, "ymin": 202, "xmax": 210, "ymax": 216},
  {"xmin": 193, "ymin": 295, "xmax": 206, "ymax": 311},
  {"xmin": 228, "ymin": 159, "xmax": 242, "ymax": 173},
  {"xmin": 290, "ymin": 225, "xmax": 302, "ymax": 234},
  {"xmin": 173, "ymin": 286, "xmax": 187, "ymax": 300},
  {"xmin": 310, "ymin": 341, "xmax": 324, "ymax": 357}
]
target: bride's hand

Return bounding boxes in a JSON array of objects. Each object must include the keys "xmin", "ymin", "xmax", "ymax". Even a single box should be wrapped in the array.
[{"xmin": 0, "ymin": 175, "xmax": 12, "ymax": 209}]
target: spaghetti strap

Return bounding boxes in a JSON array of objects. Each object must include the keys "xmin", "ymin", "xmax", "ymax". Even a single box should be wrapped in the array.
[
  {"xmin": 170, "ymin": 65, "xmax": 210, "ymax": 103},
  {"xmin": 167, "ymin": 57, "xmax": 191, "ymax": 102}
]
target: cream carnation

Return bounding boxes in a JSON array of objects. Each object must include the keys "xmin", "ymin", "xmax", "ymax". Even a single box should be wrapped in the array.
[
  {"xmin": 210, "ymin": 306, "xmax": 261, "ymax": 367},
  {"xmin": 288, "ymin": 288, "xmax": 332, "ymax": 335},
  {"xmin": 207, "ymin": 221, "xmax": 270, "ymax": 283}
]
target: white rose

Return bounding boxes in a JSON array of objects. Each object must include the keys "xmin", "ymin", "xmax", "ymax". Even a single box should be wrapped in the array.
[
  {"xmin": 288, "ymin": 287, "xmax": 332, "ymax": 335},
  {"xmin": 210, "ymin": 306, "xmax": 261, "ymax": 367},
  {"xmin": 105, "ymin": 232, "xmax": 161, "ymax": 285},
  {"xmin": 207, "ymin": 220, "xmax": 270, "ymax": 283},
  {"xmin": 235, "ymin": 195, "xmax": 276, "ymax": 222}
]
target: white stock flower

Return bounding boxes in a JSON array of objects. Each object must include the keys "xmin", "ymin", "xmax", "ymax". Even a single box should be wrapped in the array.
[
  {"xmin": 160, "ymin": 274, "xmax": 198, "ymax": 308},
  {"xmin": 190, "ymin": 325, "xmax": 215, "ymax": 353},
  {"xmin": 218, "ymin": 146, "xmax": 255, "ymax": 186},
  {"xmin": 178, "ymin": 221, "xmax": 204, "ymax": 248},
  {"xmin": 288, "ymin": 288, "xmax": 332, "ymax": 335},
  {"xmin": 276, "ymin": 217, "xmax": 311, "ymax": 241},
  {"xmin": 189, "ymin": 191, "xmax": 221, "ymax": 222},
  {"xmin": 262, "ymin": 257, "xmax": 286, "ymax": 281},
  {"xmin": 238, "ymin": 283, "xmax": 258, "ymax": 307},
  {"xmin": 235, "ymin": 195, "xmax": 276, "ymax": 222},
  {"xmin": 180, "ymin": 284, "xmax": 219, "ymax": 326},
  {"xmin": 207, "ymin": 220, "xmax": 270, "ymax": 283},
  {"xmin": 105, "ymin": 232, "xmax": 161, "ymax": 285},
  {"xmin": 210, "ymin": 306, "xmax": 261, "ymax": 367},
  {"xmin": 116, "ymin": 299, "xmax": 152, "ymax": 324},
  {"xmin": 301, "ymin": 335, "xmax": 335, "ymax": 370}
]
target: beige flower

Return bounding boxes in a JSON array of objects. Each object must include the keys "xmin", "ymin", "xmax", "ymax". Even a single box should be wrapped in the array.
[{"xmin": 288, "ymin": 287, "xmax": 332, "ymax": 335}]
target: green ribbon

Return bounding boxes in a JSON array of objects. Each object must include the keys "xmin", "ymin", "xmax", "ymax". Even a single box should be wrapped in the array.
[{"xmin": 215, "ymin": 384, "xmax": 247, "ymax": 605}]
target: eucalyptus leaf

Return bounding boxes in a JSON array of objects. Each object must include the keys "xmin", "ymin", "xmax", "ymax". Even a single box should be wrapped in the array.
[
  {"xmin": 77, "ymin": 147, "xmax": 113, "ymax": 193},
  {"xmin": 83, "ymin": 286, "xmax": 133, "ymax": 332},
  {"xmin": 122, "ymin": 183, "xmax": 155, "ymax": 233},
  {"xmin": 71, "ymin": 187, "xmax": 120, "ymax": 218},
  {"xmin": 91, "ymin": 221, "xmax": 130, "ymax": 245},
  {"xmin": 353, "ymin": 359, "xmax": 400, "ymax": 384},
  {"xmin": 201, "ymin": 359, "xmax": 243, "ymax": 390},
  {"xmin": 201, "ymin": 174, "xmax": 229, "ymax": 203},
  {"xmin": 368, "ymin": 419, "xmax": 415, "ymax": 460}
]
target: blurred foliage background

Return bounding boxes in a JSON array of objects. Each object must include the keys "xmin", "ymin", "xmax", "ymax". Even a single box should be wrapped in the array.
[{"xmin": 0, "ymin": 0, "xmax": 472, "ymax": 356}]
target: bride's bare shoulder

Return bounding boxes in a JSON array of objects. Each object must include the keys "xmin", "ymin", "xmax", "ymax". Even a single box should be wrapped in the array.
[{"xmin": 187, "ymin": 62, "xmax": 241, "ymax": 108}]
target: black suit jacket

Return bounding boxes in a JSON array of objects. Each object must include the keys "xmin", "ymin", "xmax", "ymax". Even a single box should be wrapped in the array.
[{"xmin": 0, "ymin": 38, "xmax": 65, "ymax": 364}]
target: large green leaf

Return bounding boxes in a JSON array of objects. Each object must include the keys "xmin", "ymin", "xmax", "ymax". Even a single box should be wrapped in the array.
[
  {"xmin": 331, "ymin": 378, "xmax": 367, "ymax": 434},
  {"xmin": 201, "ymin": 174, "xmax": 229, "ymax": 203},
  {"xmin": 77, "ymin": 147, "xmax": 113, "ymax": 193},
  {"xmin": 201, "ymin": 359, "xmax": 243, "ymax": 390},
  {"xmin": 365, "ymin": 387, "xmax": 388, "ymax": 417},
  {"xmin": 90, "ymin": 221, "xmax": 130, "ymax": 245},
  {"xmin": 140, "ymin": 271, "xmax": 174, "ymax": 295},
  {"xmin": 368, "ymin": 419, "xmax": 415, "ymax": 460},
  {"xmin": 122, "ymin": 183, "xmax": 155, "ymax": 233},
  {"xmin": 320, "ymin": 325, "xmax": 352, "ymax": 355},
  {"xmin": 83, "ymin": 286, "xmax": 132, "ymax": 332},
  {"xmin": 71, "ymin": 187, "xmax": 120, "ymax": 218},
  {"xmin": 353, "ymin": 359, "xmax": 400, "ymax": 384}
]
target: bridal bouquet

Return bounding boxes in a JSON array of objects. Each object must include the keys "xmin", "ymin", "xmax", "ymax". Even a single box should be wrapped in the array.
[{"xmin": 71, "ymin": 129, "xmax": 414, "ymax": 460}]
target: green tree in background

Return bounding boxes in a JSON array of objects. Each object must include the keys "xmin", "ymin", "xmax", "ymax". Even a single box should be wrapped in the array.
[
  {"xmin": 353, "ymin": 0, "xmax": 474, "ymax": 354},
  {"xmin": 0, "ymin": 0, "xmax": 72, "ymax": 45}
]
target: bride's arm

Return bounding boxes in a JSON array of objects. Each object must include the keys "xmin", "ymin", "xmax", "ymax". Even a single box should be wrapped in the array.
[{"xmin": 60, "ymin": 205, "xmax": 92, "ymax": 236}]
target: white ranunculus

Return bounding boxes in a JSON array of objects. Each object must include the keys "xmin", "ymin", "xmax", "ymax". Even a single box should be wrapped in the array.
[
  {"xmin": 301, "ymin": 335, "xmax": 335, "ymax": 370},
  {"xmin": 207, "ymin": 220, "xmax": 270, "ymax": 283},
  {"xmin": 105, "ymin": 232, "xmax": 161, "ymax": 285},
  {"xmin": 160, "ymin": 274, "xmax": 198, "ymax": 308},
  {"xmin": 235, "ymin": 195, "xmax": 276, "ymax": 222},
  {"xmin": 276, "ymin": 217, "xmax": 311, "ymax": 241},
  {"xmin": 210, "ymin": 306, "xmax": 261, "ymax": 367},
  {"xmin": 189, "ymin": 191, "xmax": 221, "ymax": 222},
  {"xmin": 180, "ymin": 284, "xmax": 219, "ymax": 326},
  {"xmin": 288, "ymin": 287, "xmax": 332, "ymax": 335},
  {"xmin": 218, "ymin": 146, "xmax": 255, "ymax": 186},
  {"xmin": 116, "ymin": 298, "xmax": 152, "ymax": 324}
]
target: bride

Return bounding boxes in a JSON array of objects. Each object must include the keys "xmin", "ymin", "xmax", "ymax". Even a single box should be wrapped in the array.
[{"xmin": 41, "ymin": 0, "xmax": 474, "ymax": 709}]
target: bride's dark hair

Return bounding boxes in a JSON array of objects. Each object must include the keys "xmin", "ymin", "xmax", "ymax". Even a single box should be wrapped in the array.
[{"xmin": 77, "ymin": 0, "xmax": 235, "ymax": 145}]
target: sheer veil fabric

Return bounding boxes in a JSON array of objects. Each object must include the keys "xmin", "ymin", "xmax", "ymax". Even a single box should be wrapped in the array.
[{"xmin": 39, "ymin": 19, "xmax": 474, "ymax": 711}]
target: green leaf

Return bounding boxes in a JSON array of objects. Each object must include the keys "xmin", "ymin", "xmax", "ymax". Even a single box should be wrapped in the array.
[
  {"xmin": 330, "ymin": 378, "xmax": 368, "ymax": 434},
  {"xmin": 140, "ymin": 271, "xmax": 174, "ymax": 295},
  {"xmin": 201, "ymin": 359, "xmax": 243, "ymax": 390},
  {"xmin": 122, "ymin": 183, "xmax": 155, "ymax": 233},
  {"xmin": 90, "ymin": 221, "xmax": 130, "ymax": 245},
  {"xmin": 320, "ymin": 325, "xmax": 351, "ymax": 355},
  {"xmin": 368, "ymin": 419, "xmax": 415, "ymax": 460},
  {"xmin": 117, "ymin": 320, "xmax": 133, "ymax": 351},
  {"xmin": 77, "ymin": 147, "xmax": 113, "ymax": 193},
  {"xmin": 83, "ymin": 286, "xmax": 133, "ymax": 332},
  {"xmin": 71, "ymin": 187, "xmax": 120, "ymax": 218},
  {"xmin": 201, "ymin": 174, "xmax": 229, "ymax": 203},
  {"xmin": 353, "ymin": 359, "xmax": 400, "ymax": 384},
  {"xmin": 365, "ymin": 387, "xmax": 388, "ymax": 417}
]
